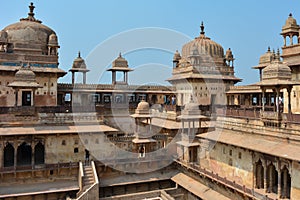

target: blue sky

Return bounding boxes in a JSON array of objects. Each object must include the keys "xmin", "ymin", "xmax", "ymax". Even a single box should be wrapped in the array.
[{"xmin": 1, "ymin": 1, "xmax": 300, "ymax": 85}]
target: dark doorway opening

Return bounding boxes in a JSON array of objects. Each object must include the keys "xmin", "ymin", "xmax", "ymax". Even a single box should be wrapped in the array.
[
  {"xmin": 22, "ymin": 91, "xmax": 31, "ymax": 106},
  {"xmin": 4, "ymin": 143, "xmax": 14, "ymax": 167},
  {"xmin": 34, "ymin": 142, "xmax": 45, "ymax": 165},
  {"xmin": 17, "ymin": 142, "xmax": 32, "ymax": 166}
]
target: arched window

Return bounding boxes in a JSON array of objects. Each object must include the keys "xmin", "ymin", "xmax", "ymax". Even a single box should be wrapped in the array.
[
  {"xmin": 255, "ymin": 159, "xmax": 264, "ymax": 189},
  {"xmin": 4, "ymin": 143, "xmax": 14, "ymax": 167},
  {"xmin": 17, "ymin": 142, "xmax": 32, "ymax": 166},
  {"xmin": 34, "ymin": 142, "xmax": 45, "ymax": 165}
]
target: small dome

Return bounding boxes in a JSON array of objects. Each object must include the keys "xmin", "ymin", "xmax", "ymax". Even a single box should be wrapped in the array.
[
  {"xmin": 112, "ymin": 53, "xmax": 128, "ymax": 68},
  {"xmin": 15, "ymin": 67, "xmax": 36, "ymax": 82},
  {"xmin": 8, "ymin": 65, "xmax": 40, "ymax": 88},
  {"xmin": 285, "ymin": 13, "xmax": 298, "ymax": 27},
  {"xmin": 0, "ymin": 30, "xmax": 8, "ymax": 43},
  {"xmin": 137, "ymin": 100, "xmax": 150, "ymax": 111},
  {"xmin": 72, "ymin": 52, "xmax": 87, "ymax": 69},
  {"xmin": 173, "ymin": 50, "xmax": 181, "ymax": 61},
  {"xmin": 262, "ymin": 52, "xmax": 291, "ymax": 81},
  {"xmin": 48, "ymin": 33, "xmax": 59, "ymax": 47},
  {"xmin": 259, "ymin": 47, "xmax": 273, "ymax": 65}
]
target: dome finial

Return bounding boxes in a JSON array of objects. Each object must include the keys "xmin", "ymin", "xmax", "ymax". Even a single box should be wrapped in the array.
[
  {"xmin": 267, "ymin": 46, "xmax": 270, "ymax": 52},
  {"xmin": 20, "ymin": 2, "xmax": 42, "ymax": 23},
  {"xmin": 119, "ymin": 52, "xmax": 122, "ymax": 58},
  {"xmin": 200, "ymin": 21, "xmax": 205, "ymax": 35},
  {"xmin": 29, "ymin": 2, "xmax": 35, "ymax": 18},
  {"xmin": 289, "ymin": 13, "xmax": 293, "ymax": 17},
  {"xmin": 276, "ymin": 48, "xmax": 281, "ymax": 61},
  {"xmin": 78, "ymin": 51, "xmax": 81, "ymax": 58}
]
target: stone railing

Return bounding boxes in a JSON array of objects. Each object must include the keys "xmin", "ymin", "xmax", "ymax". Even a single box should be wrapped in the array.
[
  {"xmin": 175, "ymin": 159, "xmax": 276, "ymax": 200},
  {"xmin": 76, "ymin": 161, "xmax": 99, "ymax": 200},
  {"xmin": 78, "ymin": 162, "xmax": 84, "ymax": 192}
]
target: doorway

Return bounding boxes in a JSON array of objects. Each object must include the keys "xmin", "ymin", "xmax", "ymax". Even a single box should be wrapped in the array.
[{"xmin": 22, "ymin": 91, "xmax": 31, "ymax": 106}]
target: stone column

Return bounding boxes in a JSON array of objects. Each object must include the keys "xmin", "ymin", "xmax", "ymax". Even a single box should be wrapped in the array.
[
  {"xmin": 277, "ymin": 168, "xmax": 281, "ymax": 198},
  {"xmin": 83, "ymin": 72, "xmax": 86, "ymax": 84},
  {"xmin": 71, "ymin": 72, "xmax": 75, "ymax": 85},
  {"xmin": 284, "ymin": 36, "xmax": 286, "ymax": 47},
  {"xmin": 15, "ymin": 89, "xmax": 19, "ymax": 107},
  {"xmin": 283, "ymin": 169, "xmax": 288, "ymax": 198},
  {"xmin": 253, "ymin": 162, "xmax": 257, "ymax": 188},
  {"xmin": 287, "ymin": 87, "xmax": 292, "ymax": 114},
  {"xmin": 290, "ymin": 34, "xmax": 293, "ymax": 45},
  {"xmin": 276, "ymin": 88, "xmax": 280, "ymax": 113},
  {"xmin": 31, "ymin": 141, "xmax": 35, "ymax": 167},
  {"xmin": 14, "ymin": 142, "xmax": 18, "ymax": 168},
  {"xmin": 262, "ymin": 89, "xmax": 266, "ymax": 111},
  {"xmin": 263, "ymin": 161, "xmax": 267, "ymax": 192},
  {"xmin": 269, "ymin": 165, "xmax": 273, "ymax": 193},
  {"xmin": 32, "ymin": 89, "xmax": 35, "ymax": 106}
]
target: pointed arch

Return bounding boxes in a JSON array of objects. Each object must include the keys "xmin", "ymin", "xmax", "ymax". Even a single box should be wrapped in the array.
[
  {"xmin": 4, "ymin": 143, "xmax": 14, "ymax": 167},
  {"xmin": 255, "ymin": 159, "xmax": 264, "ymax": 189},
  {"xmin": 34, "ymin": 142, "xmax": 45, "ymax": 165}
]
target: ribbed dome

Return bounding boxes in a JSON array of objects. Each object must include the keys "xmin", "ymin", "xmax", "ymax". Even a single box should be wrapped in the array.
[
  {"xmin": 262, "ymin": 58, "xmax": 291, "ymax": 81},
  {"xmin": 181, "ymin": 23, "xmax": 224, "ymax": 59},
  {"xmin": 112, "ymin": 53, "xmax": 128, "ymax": 68},
  {"xmin": 8, "ymin": 66, "xmax": 41, "ymax": 88},
  {"xmin": 259, "ymin": 47, "xmax": 274, "ymax": 65},
  {"xmin": 15, "ymin": 67, "xmax": 36, "ymax": 82},
  {"xmin": 2, "ymin": 3, "xmax": 57, "ymax": 54},
  {"xmin": 72, "ymin": 52, "xmax": 87, "ymax": 69}
]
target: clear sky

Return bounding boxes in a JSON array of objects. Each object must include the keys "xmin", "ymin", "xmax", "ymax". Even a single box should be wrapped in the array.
[{"xmin": 1, "ymin": 1, "xmax": 300, "ymax": 85}]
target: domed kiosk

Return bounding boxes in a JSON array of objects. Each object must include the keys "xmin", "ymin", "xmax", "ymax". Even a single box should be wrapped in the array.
[{"xmin": 167, "ymin": 22, "xmax": 241, "ymax": 106}]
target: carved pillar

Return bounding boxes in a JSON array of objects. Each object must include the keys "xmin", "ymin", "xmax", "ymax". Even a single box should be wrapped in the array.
[
  {"xmin": 15, "ymin": 89, "xmax": 19, "ymax": 107},
  {"xmin": 263, "ymin": 161, "xmax": 268, "ymax": 192},
  {"xmin": 284, "ymin": 36, "xmax": 286, "ymax": 47},
  {"xmin": 253, "ymin": 162, "xmax": 257, "ymax": 188},
  {"xmin": 290, "ymin": 34, "xmax": 293, "ymax": 45},
  {"xmin": 262, "ymin": 88, "xmax": 266, "ymax": 111},
  {"xmin": 287, "ymin": 87, "xmax": 292, "ymax": 114},
  {"xmin": 275, "ymin": 88, "xmax": 280, "ymax": 113},
  {"xmin": 283, "ymin": 169, "xmax": 288, "ymax": 198},
  {"xmin": 277, "ymin": 168, "xmax": 281, "ymax": 198},
  {"xmin": 14, "ymin": 142, "xmax": 18, "ymax": 168}
]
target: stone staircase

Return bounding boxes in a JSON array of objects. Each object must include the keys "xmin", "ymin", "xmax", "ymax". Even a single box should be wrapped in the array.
[{"xmin": 83, "ymin": 164, "xmax": 94, "ymax": 189}]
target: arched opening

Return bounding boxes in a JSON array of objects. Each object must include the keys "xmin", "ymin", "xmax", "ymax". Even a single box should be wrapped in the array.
[
  {"xmin": 4, "ymin": 143, "xmax": 14, "ymax": 167},
  {"xmin": 34, "ymin": 142, "xmax": 44, "ymax": 165},
  {"xmin": 292, "ymin": 35, "xmax": 298, "ymax": 45},
  {"xmin": 267, "ymin": 163, "xmax": 278, "ymax": 193},
  {"xmin": 17, "ymin": 142, "xmax": 32, "ymax": 166},
  {"xmin": 281, "ymin": 166, "xmax": 291, "ymax": 198},
  {"xmin": 255, "ymin": 159, "xmax": 264, "ymax": 189}
]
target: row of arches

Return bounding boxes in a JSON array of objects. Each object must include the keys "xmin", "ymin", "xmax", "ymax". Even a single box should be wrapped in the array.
[
  {"xmin": 255, "ymin": 159, "xmax": 291, "ymax": 199},
  {"xmin": 4, "ymin": 142, "xmax": 44, "ymax": 167}
]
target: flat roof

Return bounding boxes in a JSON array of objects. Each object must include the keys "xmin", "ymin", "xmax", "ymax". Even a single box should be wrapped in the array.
[
  {"xmin": 198, "ymin": 129, "xmax": 300, "ymax": 161},
  {"xmin": 0, "ymin": 124, "xmax": 118, "ymax": 136},
  {"xmin": 171, "ymin": 173, "xmax": 231, "ymax": 200},
  {"xmin": 0, "ymin": 180, "xmax": 78, "ymax": 198}
]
